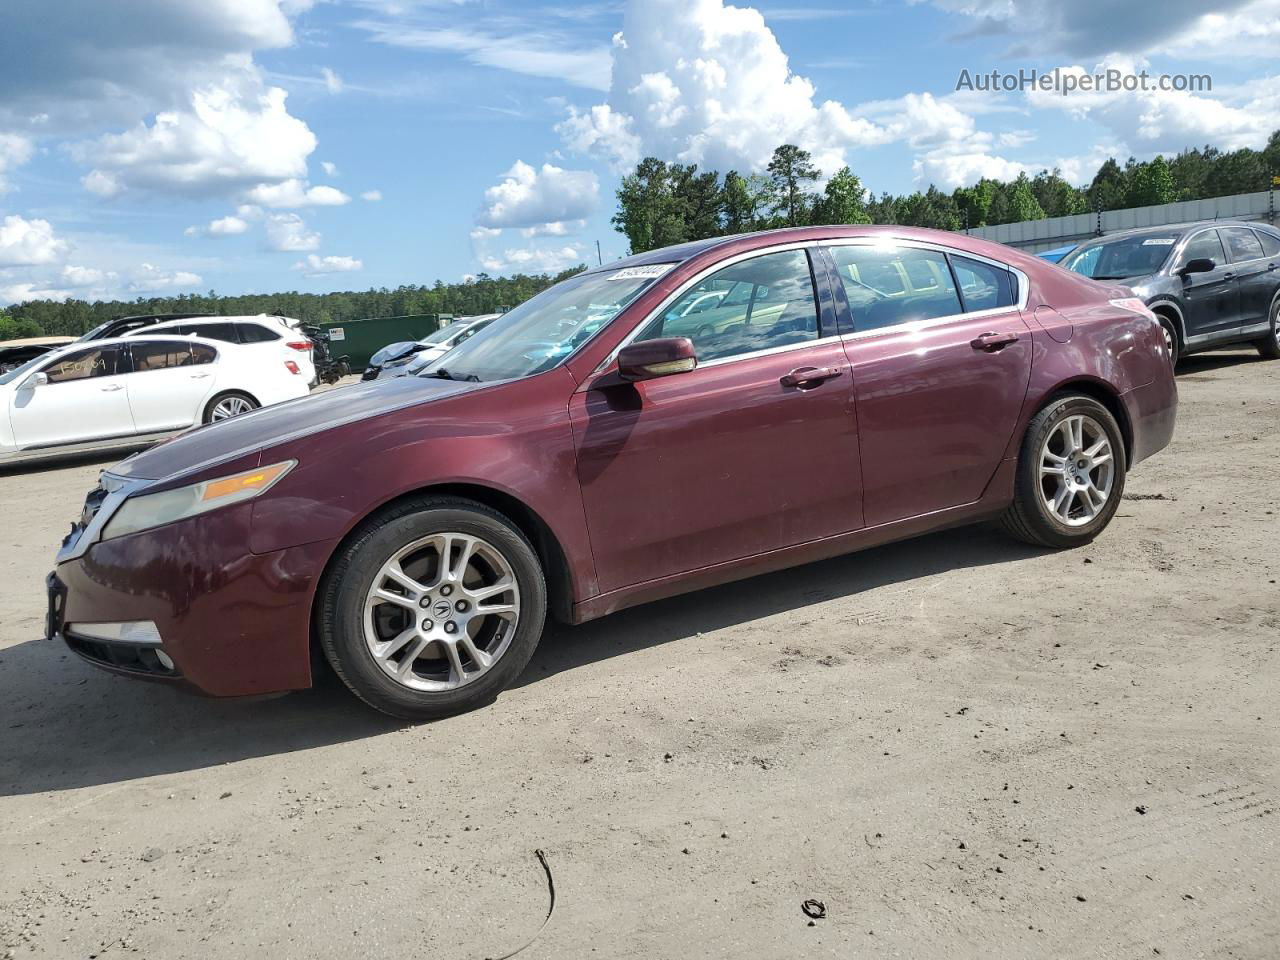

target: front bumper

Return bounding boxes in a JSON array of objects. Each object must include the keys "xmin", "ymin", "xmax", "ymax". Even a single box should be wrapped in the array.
[{"xmin": 51, "ymin": 502, "xmax": 333, "ymax": 697}]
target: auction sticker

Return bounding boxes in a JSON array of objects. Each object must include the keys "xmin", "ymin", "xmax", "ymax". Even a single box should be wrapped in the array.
[
  {"xmin": 1142, "ymin": 238, "xmax": 1175, "ymax": 245},
  {"xmin": 608, "ymin": 264, "xmax": 676, "ymax": 281}
]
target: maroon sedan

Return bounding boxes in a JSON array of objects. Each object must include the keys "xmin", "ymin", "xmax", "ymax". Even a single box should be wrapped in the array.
[{"xmin": 48, "ymin": 227, "xmax": 1176, "ymax": 719}]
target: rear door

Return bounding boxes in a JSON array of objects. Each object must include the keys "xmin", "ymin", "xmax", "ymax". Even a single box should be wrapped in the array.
[
  {"xmin": 824, "ymin": 241, "xmax": 1032, "ymax": 527},
  {"xmin": 124, "ymin": 339, "xmax": 219, "ymax": 432},
  {"xmin": 1176, "ymin": 228, "xmax": 1242, "ymax": 341},
  {"xmin": 1220, "ymin": 227, "xmax": 1272, "ymax": 335},
  {"xmin": 9, "ymin": 345, "xmax": 134, "ymax": 449}
]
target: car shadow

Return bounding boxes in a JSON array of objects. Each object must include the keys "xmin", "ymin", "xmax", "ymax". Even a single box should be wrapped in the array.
[
  {"xmin": 0, "ymin": 449, "xmax": 135, "ymax": 477},
  {"xmin": 1176, "ymin": 349, "xmax": 1267, "ymax": 376},
  {"xmin": 0, "ymin": 523, "xmax": 1043, "ymax": 798}
]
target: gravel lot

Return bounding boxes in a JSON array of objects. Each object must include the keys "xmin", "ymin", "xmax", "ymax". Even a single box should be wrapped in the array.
[{"xmin": 1, "ymin": 352, "xmax": 1277, "ymax": 959}]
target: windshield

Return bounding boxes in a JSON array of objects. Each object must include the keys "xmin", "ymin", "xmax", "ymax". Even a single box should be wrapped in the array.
[
  {"xmin": 1061, "ymin": 234, "xmax": 1179, "ymax": 279},
  {"xmin": 418, "ymin": 266, "xmax": 672, "ymax": 383},
  {"xmin": 420, "ymin": 324, "xmax": 462, "ymax": 345},
  {"xmin": 0, "ymin": 351, "xmax": 55, "ymax": 386}
]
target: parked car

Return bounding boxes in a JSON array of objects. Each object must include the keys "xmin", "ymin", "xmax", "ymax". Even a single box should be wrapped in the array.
[
  {"xmin": 0, "ymin": 336, "xmax": 75, "ymax": 374},
  {"xmin": 124, "ymin": 315, "xmax": 316, "ymax": 384},
  {"xmin": 78, "ymin": 313, "xmax": 218, "ymax": 342},
  {"xmin": 1036, "ymin": 244, "xmax": 1076, "ymax": 264},
  {"xmin": 47, "ymin": 226, "xmax": 1176, "ymax": 720},
  {"xmin": 1059, "ymin": 220, "xmax": 1280, "ymax": 365},
  {"xmin": 2, "ymin": 334, "xmax": 309, "ymax": 467},
  {"xmin": 362, "ymin": 315, "xmax": 499, "ymax": 381}
]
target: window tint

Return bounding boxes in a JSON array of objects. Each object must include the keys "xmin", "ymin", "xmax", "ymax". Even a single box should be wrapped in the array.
[
  {"xmin": 131, "ymin": 341, "xmax": 202, "ymax": 371},
  {"xmin": 951, "ymin": 256, "xmax": 1016, "ymax": 311},
  {"xmin": 1254, "ymin": 230, "xmax": 1280, "ymax": 258},
  {"xmin": 185, "ymin": 322, "xmax": 239, "ymax": 343},
  {"xmin": 634, "ymin": 249, "xmax": 819, "ymax": 362},
  {"xmin": 1221, "ymin": 226, "xmax": 1265, "ymax": 263},
  {"xmin": 238, "ymin": 323, "xmax": 281, "ymax": 343},
  {"xmin": 191, "ymin": 343, "xmax": 217, "ymax": 365},
  {"xmin": 44, "ymin": 346, "xmax": 121, "ymax": 383},
  {"xmin": 147, "ymin": 325, "xmax": 179, "ymax": 336},
  {"xmin": 829, "ymin": 245, "xmax": 962, "ymax": 332},
  {"xmin": 1180, "ymin": 230, "xmax": 1226, "ymax": 268}
]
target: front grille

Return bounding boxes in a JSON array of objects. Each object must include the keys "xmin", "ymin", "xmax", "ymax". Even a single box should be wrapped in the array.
[{"xmin": 65, "ymin": 632, "xmax": 179, "ymax": 677}]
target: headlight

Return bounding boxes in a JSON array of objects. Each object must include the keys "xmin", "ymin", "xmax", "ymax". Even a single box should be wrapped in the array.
[{"xmin": 101, "ymin": 460, "xmax": 296, "ymax": 541}]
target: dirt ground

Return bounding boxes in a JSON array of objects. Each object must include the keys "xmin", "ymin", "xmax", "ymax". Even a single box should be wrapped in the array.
[{"xmin": 1, "ymin": 353, "xmax": 1277, "ymax": 960}]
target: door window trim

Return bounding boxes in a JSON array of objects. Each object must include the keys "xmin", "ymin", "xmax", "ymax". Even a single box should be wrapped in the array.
[
  {"xmin": 1219, "ymin": 225, "xmax": 1267, "ymax": 265},
  {"xmin": 1174, "ymin": 227, "xmax": 1227, "ymax": 271},
  {"xmin": 597, "ymin": 241, "xmax": 841, "ymax": 373}
]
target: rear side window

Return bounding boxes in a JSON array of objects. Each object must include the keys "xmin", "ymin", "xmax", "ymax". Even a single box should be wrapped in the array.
[
  {"xmin": 131, "ymin": 341, "xmax": 204, "ymax": 371},
  {"xmin": 238, "ymin": 323, "xmax": 281, "ymax": 344},
  {"xmin": 950, "ymin": 256, "xmax": 1016, "ymax": 312},
  {"xmin": 44, "ymin": 346, "xmax": 121, "ymax": 383},
  {"xmin": 1180, "ymin": 230, "xmax": 1226, "ymax": 268},
  {"xmin": 1255, "ymin": 230, "xmax": 1280, "ymax": 258},
  {"xmin": 186, "ymin": 322, "xmax": 239, "ymax": 343},
  {"xmin": 1221, "ymin": 227, "xmax": 1265, "ymax": 263},
  {"xmin": 829, "ymin": 245, "xmax": 961, "ymax": 332}
]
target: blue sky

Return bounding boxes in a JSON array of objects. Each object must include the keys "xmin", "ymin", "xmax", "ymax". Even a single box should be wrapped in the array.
[{"xmin": 0, "ymin": 0, "xmax": 1276, "ymax": 304}]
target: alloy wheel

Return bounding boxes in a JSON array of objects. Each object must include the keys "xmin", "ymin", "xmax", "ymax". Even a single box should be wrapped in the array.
[
  {"xmin": 1273, "ymin": 301, "xmax": 1280, "ymax": 349},
  {"xmin": 363, "ymin": 532, "xmax": 521, "ymax": 692},
  {"xmin": 210, "ymin": 396, "xmax": 254, "ymax": 420},
  {"xmin": 1038, "ymin": 414, "xmax": 1115, "ymax": 527}
]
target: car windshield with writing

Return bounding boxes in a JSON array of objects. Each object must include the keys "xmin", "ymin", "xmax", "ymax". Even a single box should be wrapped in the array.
[
  {"xmin": 417, "ymin": 265, "xmax": 672, "ymax": 383},
  {"xmin": 1061, "ymin": 234, "xmax": 1180, "ymax": 280}
]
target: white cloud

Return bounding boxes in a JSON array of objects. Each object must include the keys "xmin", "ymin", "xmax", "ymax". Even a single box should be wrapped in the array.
[
  {"xmin": 244, "ymin": 178, "xmax": 351, "ymax": 207},
  {"xmin": 1152, "ymin": 0, "xmax": 1280, "ymax": 58},
  {"xmin": 360, "ymin": 189, "xmax": 383, "ymax": 202},
  {"xmin": 355, "ymin": 20, "xmax": 611, "ymax": 91},
  {"xmin": 479, "ymin": 245, "xmax": 584, "ymax": 274},
  {"xmin": 321, "ymin": 160, "xmax": 339, "ymax": 177},
  {"xmin": 521, "ymin": 220, "xmax": 585, "ymax": 238},
  {"xmin": 293, "ymin": 253, "xmax": 363, "ymax": 275},
  {"xmin": 0, "ymin": 215, "xmax": 70, "ymax": 267},
  {"xmin": 477, "ymin": 161, "xmax": 599, "ymax": 230},
  {"xmin": 557, "ymin": 0, "xmax": 892, "ymax": 175},
  {"xmin": 0, "ymin": 282, "xmax": 74, "ymax": 305},
  {"xmin": 60, "ymin": 264, "xmax": 115, "ymax": 287},
  {"xmin": 913, "ymin": 147, "xmax": 1030, "ymax": 190},
  {"xmin": 74, "ymin": 63, "xmax": 317, "ymax": 198},
  {"xmin": 265, "ymin": 212, "xmax": 321, "ymax": 251},
  {"xmin": 130, "ymin": 263, "xmax": 203, "ymax": 292},
  {"xmin": 0, "ymin": 133, "xmax": 34, "ymax": 192},
  {"xmin": 321, "ymin": 67, "xmax": 344, "ymax": 94},
  {"xmin": 185, "ymin": 214, "xmax": 252, "ymax": 237}
]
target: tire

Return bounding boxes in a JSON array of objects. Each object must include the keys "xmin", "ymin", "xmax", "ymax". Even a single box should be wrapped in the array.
[
  {"xmin": 1154, "ymin": 313, "xmax": 1181, "ymax": 368},
  {"xmin": 1256, "ymin": 295, "xmax": 1280, "ymax": 360},
  {"xmin": 202, "ymin": 391, "xmax": 259, "ymax": 423},
  {"xmin": 695, "ymin": 324, "xmax": 714, "ymax": 340},
  {"xmin": 317, "ymin": 496, "xmax": 547, "ymax": 721},
  {"xmin": 1000, "ymin": 394, "xmax": 1128, "ymax": 549}
]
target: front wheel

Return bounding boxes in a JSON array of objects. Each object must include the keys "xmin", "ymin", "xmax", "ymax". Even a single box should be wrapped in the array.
[
  {"xmin": 1155, "ymin": 315, "xmax": 1180, "ymax": 368},
  {"xmin": 1000, "ymin": 394, "xmax": 1127, "ymax": 549},
  {"xmin": 1256, "ymin": 296, "xmax": 1280, "ymax": 360},
  {"xmin": 317, "ymin": 497, "xmax": 547, "ymax": 721}
]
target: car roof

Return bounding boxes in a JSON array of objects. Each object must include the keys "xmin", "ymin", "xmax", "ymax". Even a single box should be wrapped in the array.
[
  {"xmin": 41, "ymin": 333, "xmax": 237, "ymax": 358},
  {"xmin": 1085, "ymin": 220, "xmax": 1266, "ymax": 244}
]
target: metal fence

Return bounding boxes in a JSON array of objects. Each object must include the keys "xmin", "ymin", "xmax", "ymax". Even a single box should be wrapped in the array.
[{"xmin": 970, "ymin": 190, "xmax": 1278, "ymax": 253}]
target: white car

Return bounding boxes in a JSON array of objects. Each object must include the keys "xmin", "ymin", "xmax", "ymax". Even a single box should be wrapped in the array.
[
  {"xmin": 124, "ymin": 314, "xmax": 316, "ymax": 385},
  {"xmin": 363, "ymin": 314, "xmax": 500, "ymax": 380},
  {"xmin": 0, "ymin": 334, "xmax": 310, "ymax": 467}
]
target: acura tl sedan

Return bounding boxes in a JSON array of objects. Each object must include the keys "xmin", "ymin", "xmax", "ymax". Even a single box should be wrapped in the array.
[
  {"xmin": 47, "ymin": 226, "xmax": 1177, "ymax": 720},
  {"xmin": 1060, "ymin": 220, "xmax": 1280, "ymax": 365}
]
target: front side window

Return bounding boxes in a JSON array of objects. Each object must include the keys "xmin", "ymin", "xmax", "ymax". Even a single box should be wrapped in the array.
[
  {"xmin": 1180, "ymin": 230, "xmax": 1226, "ymax": 268},
  {"xmin": 44, "ymin": 346, "xmax": 121, "ymax": 383},
  {"xmin": 633, "ymin": 249, "xmax": 819, "ymax": 362},
  {"xmin": 1221, "ymin": 226, "xmax": 1265, "ymax": 263},
  {"xmin": 131, "ymin": 341, "xmax": 202, "ymax": 371},
  {"xmin": 951, "ymin": 256, "xmax": 1016, "ymax": 312},
  {"xmin": 829, "ymin": 245, "xmax": 961, "ymax": 332}
]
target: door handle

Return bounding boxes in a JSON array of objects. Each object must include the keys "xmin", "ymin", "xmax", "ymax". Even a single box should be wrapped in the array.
[
  {"xmin": 189, "ymin": 372, "xmax": 211, "ymax": 379},
  {"xmin": 1268, "ymin": 263, "xmax": 1277, "ymax": 271},
  {"xmin": 1223, "ymin": 272, "xmax": 1236, "ymax": 280},
  {"xmin": 99, "ymin": 383, "xmax": 124, "ymax": 392},
  {"xmin": 780, "ymin": 366, "xmax": 844, "ymax": 388},
  {"xmin": 970, "ymin": 331, "xmax": 1020, "ymax": 352}
]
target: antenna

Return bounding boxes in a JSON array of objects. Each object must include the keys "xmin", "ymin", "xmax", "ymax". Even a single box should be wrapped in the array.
[{"xmin": 596, "ymin": 240, "xmax": 603, "ymax": 266}]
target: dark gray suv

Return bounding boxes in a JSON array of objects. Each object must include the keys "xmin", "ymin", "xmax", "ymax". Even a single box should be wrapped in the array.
[{"xmin": 1061, "ymin": 220, "xmax": 1280, "ymax": 365}]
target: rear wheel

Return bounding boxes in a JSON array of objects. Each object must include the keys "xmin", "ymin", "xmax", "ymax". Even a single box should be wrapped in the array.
[
  {"xmin": 202, "ymin": 391, "xmax": 259, "ymax": 423},
  {"xmin": 1000, "ymin": 394, "xmax": 1127, "ymax": 549},
  {"xmin": 317, "ymin": 497, "xmax": 547, "ymax": 721},
  {"xmin": 1256, "ymin": 295, "xmax": 1280, "ymax": 360}
]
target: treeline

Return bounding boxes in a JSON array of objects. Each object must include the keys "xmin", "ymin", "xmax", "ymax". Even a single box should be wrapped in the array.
[
  {"xmin": 614, "ymin": 132, "xmax": 1280, "ymax": 253},
  {"xmin": 0, "ymin": 267, "xmax": 586, "ymax": 340}
]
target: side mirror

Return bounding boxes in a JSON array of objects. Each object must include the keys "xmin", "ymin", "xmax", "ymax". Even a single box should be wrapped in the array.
[
  {"xmin": 617, "ymin": 337, "xmax": 697, "ymax": 382},
  {"xmin": 22, "ymin": 372, "xmax": 48, "ymax": 389},
  {"xmin": 1179, "ymin": 257, "xmax": 1215, "ymax": 276}
]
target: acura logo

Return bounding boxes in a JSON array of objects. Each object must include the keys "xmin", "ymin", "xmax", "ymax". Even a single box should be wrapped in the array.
[{"xmin": 433, "ymin": 601, "xmax": 452, "ymax": 618}]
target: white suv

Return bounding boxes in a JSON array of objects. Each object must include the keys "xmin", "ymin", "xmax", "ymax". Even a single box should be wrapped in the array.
[{"xmin": 125, "ymin": 315, "xmax": 316, "ymax": 385}]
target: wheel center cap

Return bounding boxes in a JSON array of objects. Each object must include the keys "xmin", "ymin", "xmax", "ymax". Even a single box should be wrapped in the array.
[{"xmin": 433, "ymin": 600, "xmax": 453, "ymax": 618}]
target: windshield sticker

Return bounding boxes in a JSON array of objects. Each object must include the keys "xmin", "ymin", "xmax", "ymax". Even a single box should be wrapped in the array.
[
  {"xmin": 1141, "ymin": 238, "xmax": 1175, "ymax": 245},
  {"xmin": 608, "ymin": 264, "xmax": 676, "ymax": 281}
]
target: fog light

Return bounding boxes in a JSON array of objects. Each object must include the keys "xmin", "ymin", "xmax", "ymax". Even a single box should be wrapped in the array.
[
  {"xmin": 68, "ymin": 620, "xmax": 162, "ymax": 644},
  {"xmin": 154, "ymin": 649, "xmax": 175, "ymax": 671}
]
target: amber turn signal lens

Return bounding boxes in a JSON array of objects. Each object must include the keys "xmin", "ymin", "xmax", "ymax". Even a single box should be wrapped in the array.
[{"xmin": 200, "ymin": 462, "xmax": 293, "ymax": 502}]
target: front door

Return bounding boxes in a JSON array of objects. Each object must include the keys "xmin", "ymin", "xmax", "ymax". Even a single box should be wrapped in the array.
[
  {"xmin": 1176, "ymin": 229, "xmax": 1242, "ymax": 342},
  {"xmin": 824, "ymin": 243, "xmax": 1033, "ymax": 527},
  {"xmin": 570, "ymin": 248, "xmax": 863, "ymax": 595},
  {"xmin": 9, "ymin": 344, "xmax": 134, "ymax": 449}
]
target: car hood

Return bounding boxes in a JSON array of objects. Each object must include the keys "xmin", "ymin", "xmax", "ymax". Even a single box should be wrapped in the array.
[
  {"xmin": 369, "ymin": 341, "xmax": 418, "ymax": 366},
  {"xmin": 110, "ymin": 375, "xmax": 485, "ymax": 483}
]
